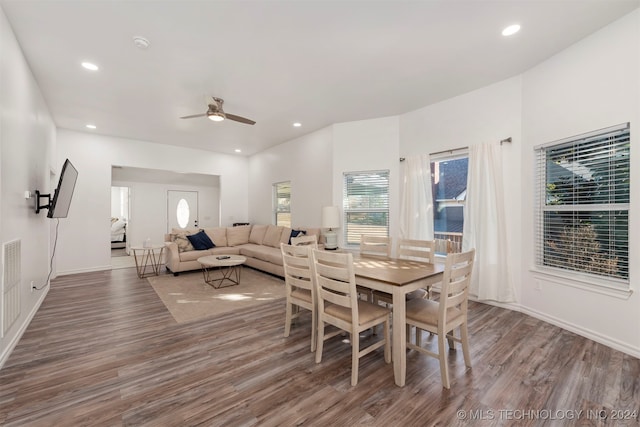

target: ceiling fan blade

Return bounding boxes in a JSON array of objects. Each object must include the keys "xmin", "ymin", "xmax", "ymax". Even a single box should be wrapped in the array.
[
  {"xmin": 180, "ymin": 113, "xmax": 208, "ymax": 119},
  {"xmin": 225, "ymin": 113, "xmax": 256, "ymax": 125}
]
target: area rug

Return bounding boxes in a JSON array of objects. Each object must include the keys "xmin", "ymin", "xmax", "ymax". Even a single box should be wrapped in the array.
[{"xmin": 147, "ymin": 267, "xmax": 285, "ymax": 323}]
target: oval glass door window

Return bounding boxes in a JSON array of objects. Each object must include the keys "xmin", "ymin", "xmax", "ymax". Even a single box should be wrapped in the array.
[{"xmin": 176, "ymin": 198, "xmax": 190, "ymax": 228}]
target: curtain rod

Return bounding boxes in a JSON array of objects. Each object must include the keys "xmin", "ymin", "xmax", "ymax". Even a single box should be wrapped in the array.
[{"xmin": 399, "ymin": 137, "xmax": 512, "ymax": 161}]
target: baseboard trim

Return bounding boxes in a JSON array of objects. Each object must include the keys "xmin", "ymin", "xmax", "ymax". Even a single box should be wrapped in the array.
[
  {"xmin": 0, "ymin": 286, "xmax": 49, "ymax": 370},
  {"xmin": 471, "ymin": 297, "xmax": 640, "ymax": 359},
  {"xmin": 58, "ymin": 265, "xmax": 112, "ymax": 276}
]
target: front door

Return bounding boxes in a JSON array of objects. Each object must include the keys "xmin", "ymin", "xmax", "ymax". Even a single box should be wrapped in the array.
[{"xmin": 167, "ymin": 190, "xmax": 199, "ymax": 232}]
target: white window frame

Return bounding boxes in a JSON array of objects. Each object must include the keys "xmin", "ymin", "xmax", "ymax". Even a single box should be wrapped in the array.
[
  {"xmin": 534, "ymin": 123, "xmax": 630, "ymax": 288},
  {"xmin": 343, "ymin": 170, "xmax": 389, "ymax": 247},
  {"xmin": 273, "ymin": 181, "xmax": 291, "ymax": 227}
]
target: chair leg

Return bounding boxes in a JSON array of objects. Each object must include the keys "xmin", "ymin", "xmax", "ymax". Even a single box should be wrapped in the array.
[
  {"xmin": 438, "ymin": 329, "xmax": 450, "ymax": 389},
  {"xmin": 383, "ymin": 319, "xmax": 391, "ymax": 363},
  {"xmin": 310, "ymin": 309, "xmax": 317, "ymax": 353},
  {"xmin": 460, "ymin": 323, "xmax": 471, "ymax": 368},
  {"xmin": 315, "ymin": 321, "xmax": 325, "ymax": 364},
  {"xmin": 351, "ymin": 329, "xmax": 360, "ymax": 386},
  {"xmin": 416, "ymin": 328, "xmax": 423, "ymax": 347},
  {"xmin": 284, "ymin": 301, "xmax": 293, "ymax": 338}
]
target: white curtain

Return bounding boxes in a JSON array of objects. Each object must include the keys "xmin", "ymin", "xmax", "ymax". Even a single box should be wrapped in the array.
[
  {"xmin": 399, "ymin": 154, "xmax": 434, "ymax": 240},
  {"xmin": 462, "ymin": 142, "xmax": 515, "ymax": 302}
]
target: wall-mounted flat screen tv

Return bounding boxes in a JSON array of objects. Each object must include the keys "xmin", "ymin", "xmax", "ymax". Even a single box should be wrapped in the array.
[{"xmin": 48, "ymin": 159, "xmax": 78, "ymax": 218}]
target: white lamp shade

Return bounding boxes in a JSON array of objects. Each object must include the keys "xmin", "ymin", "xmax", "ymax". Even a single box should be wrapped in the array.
[{"xmin": 322, "ymin": 206, "xmax": 340, "ymax": 229}]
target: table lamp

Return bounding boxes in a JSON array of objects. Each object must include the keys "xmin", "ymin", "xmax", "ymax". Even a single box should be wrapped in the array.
[{"xmin": 322, "ymin": 206, "xmax": 340, "ymax": 250}]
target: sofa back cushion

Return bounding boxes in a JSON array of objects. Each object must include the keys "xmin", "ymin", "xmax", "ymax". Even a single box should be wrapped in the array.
[
  {"xmin": 280, "ymin": 227, "xmax": 292, "ymax": 245},
  {"xmin": 263, "ymin": 225, "xmax": 284, "ymax": 247},
  {"xmin": 227, "ymin": 225, "xmax": 251, "ymax": 246},
  {"xmin": 203, "ymin": 227, "xmax": 228, "ymax": 247},
  {"xmin": 249, "ymin": 224, "xmax": 268, "ymax": 244}
]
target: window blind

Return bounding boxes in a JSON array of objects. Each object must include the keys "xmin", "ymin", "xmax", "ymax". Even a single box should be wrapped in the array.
[
  {"xmin": 534, "ymin": 123, "xmax": 630, "ymax": 283},
  {"xmin": 343, "ymin": 170, "xmax": 389, "ymax": 245}
]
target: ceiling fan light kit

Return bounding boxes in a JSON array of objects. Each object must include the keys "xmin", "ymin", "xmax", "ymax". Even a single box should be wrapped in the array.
[
  {"xmin": 180, "ymin": 97, "xmax": 255, "ymax": 125},
  {"xmin": 208, "ymin": 112, "xmax": 225, "ymax": 122}
]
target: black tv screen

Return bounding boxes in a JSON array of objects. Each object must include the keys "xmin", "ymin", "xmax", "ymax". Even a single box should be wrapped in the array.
[{"xmin": 48, "ymin": 159, "xmax": 78, "ymax": 218}]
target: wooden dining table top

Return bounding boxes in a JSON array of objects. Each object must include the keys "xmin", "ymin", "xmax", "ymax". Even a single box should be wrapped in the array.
[{"xmin": 352, "ymin": 254, "xmax": 444, "ymax": 286}]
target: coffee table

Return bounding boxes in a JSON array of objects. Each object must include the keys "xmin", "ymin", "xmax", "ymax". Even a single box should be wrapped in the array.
[{"xmin": 197, "ymin": 254, "xmax": 247, "ymax": 288}]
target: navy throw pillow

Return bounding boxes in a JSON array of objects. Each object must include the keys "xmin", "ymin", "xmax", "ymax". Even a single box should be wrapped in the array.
[
  {"xmin": 187, "ymin": 230, "xmax": 215, "ymax": 250},
  {"xmin": 288, "ymin": 229, "xmax": 306, "ymax": 244}
]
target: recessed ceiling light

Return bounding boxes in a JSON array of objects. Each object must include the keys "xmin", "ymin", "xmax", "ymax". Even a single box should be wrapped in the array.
[
  {"xmin": 81, "ymin": 62, "xmax": 99, "ymax": 71},
  {"xmin": 502, "ymin": 24, "xmax": 521, "ymax": 36},
  {"xmin": 235, "ymin": 149, "xmax": 242, "ymax": 153},
  {"xmin": 86, "ymin": 124, "xmax": 96, "ymax": 129},
  {"xmin": 293, "ymin": 122, "xmax": 302, "ymax": 127}
]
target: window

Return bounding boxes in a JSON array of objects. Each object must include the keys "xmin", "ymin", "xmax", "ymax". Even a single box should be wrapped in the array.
[
  {"xmin": 535, "ymin": 123, "xmax": 630, "ymax": 284},
  {"xmin": 273, "ymin": 181, "xmax": 291, "ymax": 227},
  {"xmin": 430, "ymin": 153, "xmax": 468, "ymax": 254},
  {"xmin": 343, "ymin": 170, "xmax": 389, "ymax": 246}
]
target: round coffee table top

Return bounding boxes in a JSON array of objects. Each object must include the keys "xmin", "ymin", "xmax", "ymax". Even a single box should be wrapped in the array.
[{"xmin": 197, "ymin": 254, "xmax": 246, "ymax": 267}]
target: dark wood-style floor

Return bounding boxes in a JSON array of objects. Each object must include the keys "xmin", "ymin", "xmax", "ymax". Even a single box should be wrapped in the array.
[{"xmin": 1, "ymin": 267, "xmax": 638, "ymax": 426}]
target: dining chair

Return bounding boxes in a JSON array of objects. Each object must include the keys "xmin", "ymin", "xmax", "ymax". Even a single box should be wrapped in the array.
[
  {"xmin": 359, "ymin": 235, "xmax": 392, "ymax": 257},
  {"xmin": 404, "ymin": 248, "xmax": 475, "ymax": 389},
  {"xmin": 311, "ymin": 248, "xmax": 391, "ymax": 386},
  {"xmin": 358, "ymin": 235, "xmax": 392, "ymax": 302},
  {"xmin": 281, "ymin": 243, "xmax": 317, "ymax": 352},
  {"xmin": 372, "ymin": 238, "xmax": 436, "ymax": 306},
  {"xmin": 290, "ymin": 234, "xmax": 318, "ymax": 247}
]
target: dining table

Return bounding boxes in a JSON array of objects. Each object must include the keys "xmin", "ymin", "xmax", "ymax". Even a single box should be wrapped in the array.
[{"xmin": 352, "ymin": 254, "xmax": 445, "ymax": 387}]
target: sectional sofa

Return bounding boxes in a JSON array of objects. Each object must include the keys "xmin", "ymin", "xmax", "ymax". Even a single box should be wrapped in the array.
[{"xmin": 164, "ymin": 224, "xmax": 322, "ymax": 277}]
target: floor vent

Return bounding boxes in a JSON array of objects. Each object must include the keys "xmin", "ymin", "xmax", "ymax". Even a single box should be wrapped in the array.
[{"xmin": 2, "ymin": 239, "xmax": 21, "ymax": 337}]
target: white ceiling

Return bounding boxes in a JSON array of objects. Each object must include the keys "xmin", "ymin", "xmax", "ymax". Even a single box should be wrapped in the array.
[{"xmin": 2, "ymin": 0, "xmax": 638, "ymax": 156}]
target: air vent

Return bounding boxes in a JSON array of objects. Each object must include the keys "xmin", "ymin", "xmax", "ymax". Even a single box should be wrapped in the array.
[{"xmin": 2, "ymin": 239, "xmax": 21, "ymax": 337}]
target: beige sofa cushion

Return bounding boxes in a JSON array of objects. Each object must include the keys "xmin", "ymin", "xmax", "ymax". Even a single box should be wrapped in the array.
[
  {"xmin": 280, "ymin": 227, "xmax": 292, "ymax": 245},
  {"xmin": 263, "ymin": 225, "xmax": 284, "ymax": 248},
  {"xmin": 249, "ymin": 224, "xmax": 268, "ymax": 244},
  {"xmin": 170, "ymin": 232, "xmax": 195, "ymax": 252},
  {"xmin": 239, "ymin": 244, "xmax": 284, "ymax": 266},
  {"xmin": 203, "ymin": 227, "xmax": 227, "ymax": 247},
  {"xmin": 227, "ymin": 225, "xmax": 251, "ymax": 246}
]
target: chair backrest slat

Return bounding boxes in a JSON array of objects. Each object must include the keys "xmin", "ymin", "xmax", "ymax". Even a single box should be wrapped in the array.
[
  {"xmin": 291, "ymin": 235, "xmax": 319, "ymax": 247},
  {"xmin": 439, "ymin": 249, "xmax": 475, "ymax": 316},
  {"xmin": 396, "ymin": 238, "xmax": 435, "ymax": 263},
  {"xmin": 281, "ymin": 243, "xmax": 315, "ymax": 295},
  {"xmin": 360, "ymin": 235, "xmax": 391, "ymax": 257},
  {"xmin": 312, "ymin": 249, "xmax": 358, "ymax": 319}
]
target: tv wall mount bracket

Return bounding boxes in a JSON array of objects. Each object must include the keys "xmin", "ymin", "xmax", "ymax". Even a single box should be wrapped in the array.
[{"xmin": 35, "ymin": 190, "xmax": 52, "ymax": 214}]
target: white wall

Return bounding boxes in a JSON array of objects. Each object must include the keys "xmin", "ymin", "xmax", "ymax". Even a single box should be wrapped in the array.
[
  {"xmin": 0, "ymin": 6, "xmax": 55, "ymax": 367},
  {"xmin": 332, "ymin": 116, "xmax": 401, "ymax": 248},
  {"xmin": 399, "ymin": 76, "xmax": 523, "ymax": 301},
  {"xmin": 111, "ymin": 180, "xmax": 220, "ymax": 247},
  {"xmin": 110, "ymin": 186, "xmax": 128, "ymax": 219},
  {"xmin": 56, "ymin": 129, "xmax": 249, "ymax": 274},
  {"xmin": 248, "ymin": 126, "xmax": 333, "ymax": 227},
  {"xmin": 520, "ymin": 10, "xmax": 640, "ymax": 356}
]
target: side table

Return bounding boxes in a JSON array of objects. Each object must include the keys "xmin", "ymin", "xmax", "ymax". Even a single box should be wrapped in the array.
[{"xmin": 130, "ymin": 244, "xmax": 165, "ymax": 279}]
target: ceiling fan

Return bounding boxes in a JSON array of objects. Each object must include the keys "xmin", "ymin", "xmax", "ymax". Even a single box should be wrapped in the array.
[{"xmin": 180, "ymin": 97, "xmax": 256, "ymax": 125}]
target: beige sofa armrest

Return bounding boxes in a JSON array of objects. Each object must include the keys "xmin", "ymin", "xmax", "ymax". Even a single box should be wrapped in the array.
[{"xmin": 164, "ymin": 241, "xmax": 180, "ymax": 272}]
